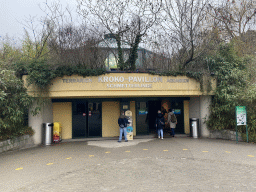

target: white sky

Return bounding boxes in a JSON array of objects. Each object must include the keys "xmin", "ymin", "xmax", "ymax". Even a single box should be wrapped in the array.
[{"xmin": 0, "ymin": 0, "xmax": 78, "ymax": 44}]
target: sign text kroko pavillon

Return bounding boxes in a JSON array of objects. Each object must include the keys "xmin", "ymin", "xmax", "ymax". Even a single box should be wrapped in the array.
[{"xmin": 61, "ymin": 76, "xmax": 190, "ymax": 89}]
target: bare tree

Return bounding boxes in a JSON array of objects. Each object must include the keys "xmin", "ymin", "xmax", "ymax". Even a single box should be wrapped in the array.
[
  {"xmin": 47, "ymin": 23, "xmax": 106, "ymax": 69},
  {"xmin": 158, "ymin": 0, "xmax": 217, "ymax": 70},
  {"xmin": 21, "ymin": 0, "xmax": 107, "ymax": 69},
  {"xmin": 208, "ymin": 0, "xmax": 256, "ymax": 40},
  {"xmin": 207, "ymin": 0, "xmax": 256, "ymax": 57},
  {"xmin": 77, "ymin": 0, "xmax": 162, "ymax": 71}
]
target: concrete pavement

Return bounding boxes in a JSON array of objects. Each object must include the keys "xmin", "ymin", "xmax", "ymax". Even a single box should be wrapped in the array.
[{"xmin": 0, "ymin": 134, "xmax": 256, "ymax": 192}]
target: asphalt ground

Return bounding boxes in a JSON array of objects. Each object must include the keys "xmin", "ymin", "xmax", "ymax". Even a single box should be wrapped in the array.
[{"xmin": 0, "ymin": 134, "xmax": 256, "ymax": 192}]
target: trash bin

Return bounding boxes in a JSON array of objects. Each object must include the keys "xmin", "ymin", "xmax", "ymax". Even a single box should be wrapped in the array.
[
  {"xmin": 190, "ymin": 118, "xmax": 200, "ymax": 138},
  {"xmin": 53, "ymin": 122, "xmax": 62, "ymax": 143},
  {"xmin": 42, "ymin": 123, "xmax": 53, "ymax": 145}
]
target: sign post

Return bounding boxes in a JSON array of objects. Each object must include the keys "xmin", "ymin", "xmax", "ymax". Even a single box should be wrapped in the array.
[{"xmin": 235, "ymin": 106, "xmax": 248, "ymax": 143}]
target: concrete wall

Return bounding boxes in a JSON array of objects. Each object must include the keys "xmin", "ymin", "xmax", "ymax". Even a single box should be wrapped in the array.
[
  {"xmin": 29, "ymin": 99, "xmax": 53, "ymax": 145},
  {"xmin": 200, "ymin": 95, "xmax": 212, "ymax": 137},
  {"xmin": 189, "ymin": 96, "xmax": 212, "ymax": 137},
  {"xmin": 189, "ymin": 97, "xmax": 200, "ymax": 119},
  {"xmin": 0, "ymin": 135, "xmax": 34, "ymax": 153}
]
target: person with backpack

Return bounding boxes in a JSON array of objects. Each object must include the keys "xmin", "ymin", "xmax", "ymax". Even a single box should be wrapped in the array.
[
  {"xmin": 168, "ymin": 108, "xmax": 177, "ymax": 137},
  {"xmin": 155, "ymin": 110, "xmax": 165, "ymax": 139},
  {"xmin": 118, "ymin": 111, "xmax": 129, "ymax": 142}
]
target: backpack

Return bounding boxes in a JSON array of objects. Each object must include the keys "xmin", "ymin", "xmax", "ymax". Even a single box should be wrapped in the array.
[{"xmin": 170, "ymin": 113, "xmax": 177, "ymax": 123}]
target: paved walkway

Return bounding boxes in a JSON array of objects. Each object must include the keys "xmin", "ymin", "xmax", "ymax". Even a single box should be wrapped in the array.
[{"xmin": 0, "ymin": 134, "xmax": 255, "ymax": 192}]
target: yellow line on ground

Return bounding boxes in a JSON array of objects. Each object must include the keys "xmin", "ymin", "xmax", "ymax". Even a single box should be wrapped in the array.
[
  {"xmin": 143, "ymin": 149, "xmax": 148, "ymax": 150},
  {"xmin": 225, "ymin": 151, "xmax": 231, "ymax": 153},
  {"xmin": 163, "ymin": 150, "xmax": 168, "ymax": 151},
  {"xmin": 202, "ymin": 151, "xmax": 209, "ymax": 153},
  {"xmin": 125, "ymin": 151, "xmax": 130, "ymax": 152},
  {"xmin": 105, "ymin": 151, "xmax": 111, "ymax": 153},
  {"xmin": 248, "ymin": 155, "xmax": 254, "ymax": 157},
  {"xmin": 66, "ymin": 157, "xmax": 72, "ymax": 159},
  {"xmin": 15, "ymin": 167, "xmax": 23, "ymax": 171},
  {"xmin": 89, "ymin": 155, "xmax": 94, "ymax": 157},
  {"xmin": 183, "ymin": 149, "xmax": 188, "ymax": 151},
  {"xmin": 46, "ymin": 163, "xmax": 53, "ymax": 165}
]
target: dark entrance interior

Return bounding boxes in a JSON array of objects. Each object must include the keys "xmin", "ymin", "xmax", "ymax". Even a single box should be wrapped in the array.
[
  {"xmin": 88, "ymin": 102, "xmax": 102, "ymax": 137},
  {"xmin": 136, "ymin": 99, "xmax": 185, "ymax": 135},
  {"xmin": 170, "ymin": 100, "xmax": 184, "ymax": 134},
  {"xmin": 72, "ymin": 100, "xmax": 102, "ymax": 138},
  {"xmin": 148, "ymin": 100, "xmax": 162, "ymax": 132},
  {"xmin": 73, "ymin": 101, "xmax": 87, "ymax": 138}
]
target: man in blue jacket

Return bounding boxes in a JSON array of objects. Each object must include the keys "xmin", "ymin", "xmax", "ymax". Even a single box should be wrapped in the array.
[{"xmin": 118, "ymin": 111, "xmax": 129, "ymax": 142}]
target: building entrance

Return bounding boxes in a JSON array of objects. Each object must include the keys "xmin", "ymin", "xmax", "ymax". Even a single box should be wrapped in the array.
[
  {"xmin": 136, "ymin": 99, "xmax": 185, "ymax": 135},
  {"xmin": 136, "ymin": 100, "xmax": 162, "ymax": 134},
  {"xmin": 88, "ymin": 102, "xmax": 102, "ymax": 137},
  {"xmin": 72, "ymin": 100, "xmax": 102, "ymax": 138},
  {"xmin": 148, "ymin": 100, "xmax": 162, "ymax": 132}
]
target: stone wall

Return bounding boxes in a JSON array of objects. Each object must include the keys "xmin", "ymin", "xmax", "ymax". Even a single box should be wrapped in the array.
[
  {"xmin": 0, "ymin": 135, "xmax": 34, "ymax": 153},
  {"xmin": 209, "ymin": 130, "xmax": 243, "ymax": 141}
]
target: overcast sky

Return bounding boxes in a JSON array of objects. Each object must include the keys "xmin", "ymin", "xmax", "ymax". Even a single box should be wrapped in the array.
[{"xmin": 0, "ymin": 0, "xmax": 78, "ymax": 44}]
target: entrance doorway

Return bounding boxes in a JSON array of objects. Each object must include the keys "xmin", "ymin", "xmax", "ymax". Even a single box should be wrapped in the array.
[
  {"xmin": 136, "ymin": 101, "xmax": 149, "ymax": 134},
  {"xmin": 88, "ymin": 102, "xmax": 102, "ymax": 137},
  {"xmin": 136, "ymin": 100, "xmax": 161, "ymax": 134},
  {"xmin": 72, "ymin": 101, "xmax": 87, "ymax": 138},
  {"xmin": 136, "ymin": 99, "xmax": 185, "ymax": 135},
  {"xmin": 148, "ymin": 100, "xmax": 162, "ymax": 132},
  {"xmin": 72, "ymin": 100, "xmax": 102, "ymax": 138},
  {"xmin": 170, "ymin": 101, "xmax": 184, "ymax": 134}
]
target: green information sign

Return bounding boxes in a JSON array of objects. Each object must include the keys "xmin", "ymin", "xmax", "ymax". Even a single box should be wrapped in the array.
[
  {"xmin": 235, "ymin": 106, "xmax": 248, "ymax": 143},
  {"xmin": 236, "ymin": 106, "xmax": 247, "ymax": 125}
]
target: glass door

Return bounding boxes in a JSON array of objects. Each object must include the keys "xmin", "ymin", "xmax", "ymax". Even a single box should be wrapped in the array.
[
  {"xmin": 88, "ymin": 102, "xmax": 102, "ymax": 137},
  {"xmin": 136, "ymin": 101, "xmax": 149, "ymax": 134},
  {"xmin": 72, "ymin": 101, "xmax": 87, "ymax": 138}
]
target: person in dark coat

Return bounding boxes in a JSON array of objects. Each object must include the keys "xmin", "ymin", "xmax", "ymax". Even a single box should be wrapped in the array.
[
  {"xmin": 155, "ymin": 110, "xmax": 165, "ymax": 139},
  {"xmin": 118, "ymin": 112, "xmax": 129, "ymax": 142}
]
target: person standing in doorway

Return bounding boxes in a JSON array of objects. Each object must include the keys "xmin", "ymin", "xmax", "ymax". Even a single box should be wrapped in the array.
[
  {"xmin": 155, "ymin": 110, "xmax": 165, "ymax": 139},
  {"xmin": 168, "ymin": 108, "xmax": 177, "ymax": 137},
  {"xmin": 118, "ymin": 111, "xmax": 129, "ymax": 142}
]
